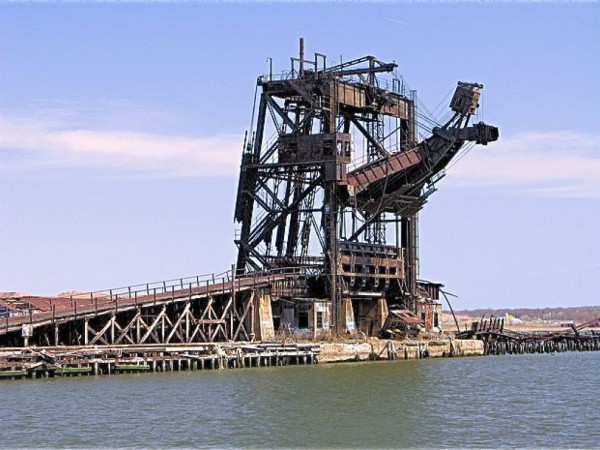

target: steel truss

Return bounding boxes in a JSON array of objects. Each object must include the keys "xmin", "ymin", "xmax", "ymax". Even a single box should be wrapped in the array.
[{"xmin": 234, "ymin": 41, "xmax": 498, "ymax": 334}]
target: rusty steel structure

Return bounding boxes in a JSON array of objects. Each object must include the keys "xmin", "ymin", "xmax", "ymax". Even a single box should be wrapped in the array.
[
  {"xmin": 234, "ymin": 39, "xmax": 498, "ymax": 334},
  {"xmin": 0, "ymin": 40, "xmax": 498, "ymax": 348}
]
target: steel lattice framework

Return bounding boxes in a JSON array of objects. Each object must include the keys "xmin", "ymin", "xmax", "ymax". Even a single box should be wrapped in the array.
[
  {"xmin": 234, "ymin": 40, "xmax": 498, "ymax": 334},
  {"xmin": 0, "ymin": 40, "xmax": 499, "ymax": 347}
]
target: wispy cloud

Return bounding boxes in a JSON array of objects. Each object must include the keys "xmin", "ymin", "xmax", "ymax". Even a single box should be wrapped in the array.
[
  {"xmin": 384, "ymin": 16, "xmax": 418, "ymax": 28},
  {"xmin": 0, "ymin": 107, "xmax": 242, "ymax": 178},
  {"xmin": 446, "ymin": 131, "xmax": 600, "ymax": 198},
  {"xmin": 2, "ymin": 104, "xmax": 599, "ymax": 197}
]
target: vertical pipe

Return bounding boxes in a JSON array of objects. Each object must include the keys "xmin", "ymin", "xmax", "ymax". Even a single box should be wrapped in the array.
[
  {"xmin": 324, "ymin": 182, "xmax": 340, "ymax": 336},
  {"xmin": 409, "ymin": 90, "xmax": 418, "ymax": 143},
  {"xmin": 401, "ymin": 215, "xmax": 417, "ymax": 311},
  {"xmin": 395, "ymin": 214, "xmax": 400, "ymax": 252},
  {"xmin": 412, "ymin": 212, "xmax": 420, "ymax": 282},
  {"xmin": 299, "ymin": 37, "xmax": 305, "ymax": 78}
]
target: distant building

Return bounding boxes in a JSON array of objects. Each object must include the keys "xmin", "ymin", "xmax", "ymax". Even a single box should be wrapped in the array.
[{"xmin": 505, "ymin": 313, "xmax": 523, "ymax": 324}]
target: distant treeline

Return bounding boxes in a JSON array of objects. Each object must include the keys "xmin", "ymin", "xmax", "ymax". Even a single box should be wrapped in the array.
[{"xmin": 455, "ymin": 306, "xmax": 600, "ymax": 323}]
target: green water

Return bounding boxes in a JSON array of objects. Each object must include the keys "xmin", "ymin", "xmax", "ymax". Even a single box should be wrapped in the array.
[{"xmin": 1, "ymin": 352, "xmax": 599, "ymax": 448}]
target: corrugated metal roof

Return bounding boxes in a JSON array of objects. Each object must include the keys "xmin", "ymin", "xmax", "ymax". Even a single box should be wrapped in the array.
[{"xmin": 388, "ymin": 309, "xmax": 424, "ymax": 325}]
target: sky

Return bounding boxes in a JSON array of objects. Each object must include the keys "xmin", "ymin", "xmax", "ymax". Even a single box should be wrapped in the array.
[{"xmin": 0, "ymin": 0, "xmax": 599, "ymax": 310}]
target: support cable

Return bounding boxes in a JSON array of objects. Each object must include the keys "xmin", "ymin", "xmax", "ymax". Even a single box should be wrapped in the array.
[{"xmin": 440, "ymin": 290, "xmax": 461, "ymax": 333}]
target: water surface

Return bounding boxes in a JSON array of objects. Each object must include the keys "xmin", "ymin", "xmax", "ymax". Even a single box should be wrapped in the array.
[{"xmin": 1, "ymin": 352, "xmax": 598, "ymax": 448}]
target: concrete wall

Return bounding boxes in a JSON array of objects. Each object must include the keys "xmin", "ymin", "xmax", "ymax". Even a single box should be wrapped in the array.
[
  {"xmin": 341, "ymin": 298, "xmax": 356, "ymax": 333},
  {"xmin": 255, "ymin": 294, "xmax": 274, "ymax": 341},
  {"xmin": 319, "ymin": 339, "xmax": 484, "ymax": 363},
  {"xmin": 354, "ymin": 299, "xmax": 388, "ymax": 336}
]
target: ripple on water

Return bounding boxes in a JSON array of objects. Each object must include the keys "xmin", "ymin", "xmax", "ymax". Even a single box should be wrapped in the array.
[{"xmin": 1, "ymin": 352, "xmax": 599, "ymax": 448}]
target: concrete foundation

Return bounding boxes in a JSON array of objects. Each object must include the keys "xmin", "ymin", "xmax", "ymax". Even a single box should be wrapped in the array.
[
  {"xmin": 255, "ymin": 294, "xmax": 274, "ymax": 340},
  {"xmin": 319, "ymin": 339, "xmax": 484, "ymax": 363},
  {"xmin": 0, "ymin": 339, "xmax": 484, "ymax": 381}
]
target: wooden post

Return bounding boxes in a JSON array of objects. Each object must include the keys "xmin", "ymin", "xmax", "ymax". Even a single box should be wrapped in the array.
[
  {"xmin": 84, "ymin": 319, "xmax": 89, "ymax": 345},
  {"xmin": 136, "ymin": 313, "xmax": 141, "ymax": 344},
  {"xmin": 250, "ymin": 293, "xmax": 255, "ymax": 342},
  {"xmin": 110, "ymin": 316, "xmax": 115, "ymax": 344},
  {"xmin": 229, "ymin": 298, "xmax": 234, "ymax": 341},
  {"xmin": 185, "ymin": 303, "xmax": 190, "ymax": 343},
  {"xmin": 231, "ymin": 264, "xmax": 236, "ymax": 341},
  {"xmin": 313, "ymin": 302, "xmax": 318, "ymax": 341}
]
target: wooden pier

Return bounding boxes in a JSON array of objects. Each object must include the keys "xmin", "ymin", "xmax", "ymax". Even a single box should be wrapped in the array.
[
  {"xmin": 457, "ymin": 316, "xmax": 600, "ymax": 356},
  {"xmin": 479, "ymin": 332, "xmax": 600, "ymax": 356},
  {"xmin": 0, "ymin": 343, "xmax": 320, "ymax": 380},
  {"xmin": 0, "ymin": 338, "xmax": 489, "ymax": 381}
]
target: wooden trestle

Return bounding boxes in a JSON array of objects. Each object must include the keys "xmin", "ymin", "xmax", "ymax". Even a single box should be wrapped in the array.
[{"xmin": 0, "ymin": 268, "xmax": 304, "ymax": 347}]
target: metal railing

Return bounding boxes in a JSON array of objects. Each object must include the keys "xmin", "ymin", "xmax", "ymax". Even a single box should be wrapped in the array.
[
  {"xmin": 70, "ymin": 269, "xmax": 234, "ymax": 303},
  {"xmin": 2, "ymin": 265, "xmax": 318, "ymax": 334}
]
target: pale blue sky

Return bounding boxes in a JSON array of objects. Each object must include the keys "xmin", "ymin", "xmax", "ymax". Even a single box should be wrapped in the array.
[{"xmin": 1, "ymin": 1, "xmax": 599, "ymax": 310}]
